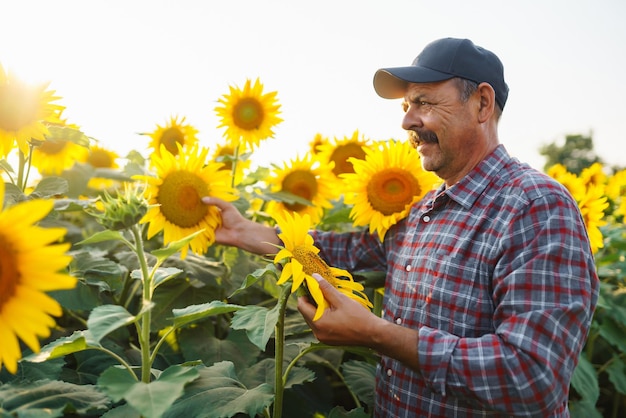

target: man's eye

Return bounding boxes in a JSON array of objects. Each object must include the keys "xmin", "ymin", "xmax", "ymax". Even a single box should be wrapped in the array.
[{"xmin": 402, "ymin": 102, "xmax": 409, "ymax": 112}]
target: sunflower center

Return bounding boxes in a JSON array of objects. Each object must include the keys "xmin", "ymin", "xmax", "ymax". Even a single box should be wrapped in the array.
[
  {"xmin": 366, "ymin": 167, "xmax": 421, "ymax": 215},
  {"xmin": 157, "ymin": 170, "xmax": 209, "ymax": 228},
  {"xmin": 39, "ymin": 139, "xmax": 67, "ymax": 155},
  {"xmin": 88, "ymin": 149, "xmax": 114, "ymax": 168},
  {"xmin": 233, "ymin": 97, "xmax": 264, "ymax": 131},
  {"xmin": 282, "ymin": 170, "xmax": 318, "ymax": 212},
  {"xmin": 0, "ymin": 235, "xmax": 19, "ymax": 310},
  {"xmin": 291, "ymin": 246, "xmax": 334, "ymax": 282},
  {"xmin": 330, "ymin": 143, "xmax": 366, "ymax": 176},
  {"xmin": 0, "ymin": 84, "xmax": 39, "ymax": 132},
  {"xmin": 160, "ymin": 127, "xmax": 185, "ymax": 155}
]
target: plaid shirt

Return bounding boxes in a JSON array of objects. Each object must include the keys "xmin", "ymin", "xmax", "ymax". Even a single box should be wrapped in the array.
[{"xmin": 311, "ymin": 145, "xmax": 599, "ymax": 417}]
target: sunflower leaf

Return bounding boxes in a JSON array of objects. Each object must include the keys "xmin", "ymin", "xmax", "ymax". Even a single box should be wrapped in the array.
[
  {"xmin": 98, "ymin": 364, "xmax": 199, "ymax": 418},
  {"xmin": 23, "ymin": 330, "xmax": 97, "ymax": 363},
  {"xmin": 163, "ymin": 362, "xmax": 274, "ymax": 418},
  {"xmin": 341, "ymin": 360, "xmax": 376, "ymax": 408},
  {"xmin": 228, "ymin": 264, "xmax": 280, "ymax": 299},
  {"xmin": 230, "ymin": 304, "xmax": 280, "ymax": 351},
  {"xmin": 76, "ymin": 229, "xmax": 126, "ymax": 245},
  {"xmin": 87, "ymin": 305, "xmax": 137, "ymax": 343},
  {"xmin": 171, "ymin": 300, "xmax": 243, "ymax": 328},
  {"xmin": 151, "ymin": 230, "xmax": 205, "ymax": 262},
  {"xmin": 0, "ymin": 379, "xmax": 110, "ymax": 416},
  {"xmin": 30, "ymin": 176, "xmax": 69, "ymax": 198}
]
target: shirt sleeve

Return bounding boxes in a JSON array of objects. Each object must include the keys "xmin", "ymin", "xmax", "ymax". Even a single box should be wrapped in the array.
[
  {"xmin": 310, "ymin": 228, "xmax": 387, "ymax": 273},
  {"xmin": 416, "ymin": 192, "xmax": 599, "ymax": 415}
]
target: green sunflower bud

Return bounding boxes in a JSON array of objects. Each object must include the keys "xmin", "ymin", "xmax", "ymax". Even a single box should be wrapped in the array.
[{"xmin": 89, "ymin": 184, "xmax": 148, "ymax": 231}]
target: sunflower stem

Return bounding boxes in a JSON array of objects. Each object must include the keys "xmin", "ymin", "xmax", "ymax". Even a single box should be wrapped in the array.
[
  {"xmin": 17, "ymin": 149, "xmax": 26, "ymax": 191},
  {"xmin": 272, "ymin": 285, "xmax": 291, "ymax": 418},
  {"xmin": 131, "ymin": 224, "xmax": 154, "ymax": 383},
  {"xmin": 231, "ymin": 143, "xmax": 240, "ymax": 189}
]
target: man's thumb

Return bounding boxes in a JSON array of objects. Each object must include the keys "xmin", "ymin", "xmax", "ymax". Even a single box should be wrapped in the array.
[{"xmin": 312, "ymin": 273, "xmax": 338, "ymax": 301}]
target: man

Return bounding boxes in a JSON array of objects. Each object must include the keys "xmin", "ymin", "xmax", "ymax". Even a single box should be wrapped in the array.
[{"xmin": 204, "ymin": 38, "xmax": 599, "ymax": 417}]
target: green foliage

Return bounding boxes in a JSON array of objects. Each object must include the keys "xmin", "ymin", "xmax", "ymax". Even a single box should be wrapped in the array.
[
  {"xmin": 0, "ymin": 157, "xmax": 377, "ymax": 418},
  {"xmin": 539, "ymin": 133, "xmax": 603, "ymax": 174},
  {"xmin": 569, "ymin": 223, "xmax": 626, "ymax": 417}
]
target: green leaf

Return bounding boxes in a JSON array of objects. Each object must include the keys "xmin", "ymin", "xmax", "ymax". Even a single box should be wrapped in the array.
[
  {"xmin": 230, "ymin": 304, "xmax": 280, "ymax": 351},
  {"xmin": 0, "ymin": 380, "xmax": 110, "ymax": 416},
  {"xmin": 327, "ymin": 406, "xmax": 371, "ymax": 418},
  {"xmin": 163, "ymin": 362, "xmax": 274, "ymax": 418},
  {"xmin": 151, "ymin": 230, "xmax": 205, "ymax": 262},
  {"xmin": 606, "ymin": 357, "xmax": 626, "ymax": 394},
  {"xmin": 171, "ymin": 300, "xmax": 242, "ymax": 328},
  {"xmin": 30, "ymin": 176, "xmax": 69, "ymax": 198},
  {"xmin": 98, "ymin": 365, "xmax": 199, "ymax": 418},
  {"xmin": 570, "ymin": 353, "xmax": 599, "ymax": 404},
  {"xmin": 76, "ymin": 229, "xmax": 126, "ymax": 245},
  {"xmin": 130, "ymin": 267, "xmax": 183, "ymax": 289},
  {"xmin": 178, "ymin": 327, "xmax": 260, "ymax": 371},
  {"xmin": 23, "ymin": 331, "xmax": 95, "ymax": 363},
  {"xmin": 87, "ymin": 305, "xmax": 137, "ymax": 343},
  {"xmin": 342, "ymin": 360, "xmax": 376, "ymax": 407},
  {"xmin": 228, "ymin": 264, "xmax": 280, "ymax": 299},
  {"xmin": 569, "ymin": 399, "xmax": 603, "ymax": 418}
]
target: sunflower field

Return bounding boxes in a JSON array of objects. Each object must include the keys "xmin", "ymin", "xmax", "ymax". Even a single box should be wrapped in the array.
[{"xmin": 0, "ymin": 66, "xmax": 625, "ymax": 418}]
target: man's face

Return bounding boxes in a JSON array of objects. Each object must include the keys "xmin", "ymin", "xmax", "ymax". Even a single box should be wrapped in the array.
[{"xmin": 401, "ymin": 79, "xmax": 482, "ymax": 186}]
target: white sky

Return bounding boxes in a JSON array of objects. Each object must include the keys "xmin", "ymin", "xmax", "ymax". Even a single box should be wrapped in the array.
[{"xmin": 2, "ymin": 0, "xmax": 625, "ymax": 171}]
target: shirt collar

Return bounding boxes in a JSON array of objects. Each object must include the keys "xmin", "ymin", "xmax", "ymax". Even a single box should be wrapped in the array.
[{"xmin": 440, "ymin": 144, "xmax": 511, "ymax": 209}]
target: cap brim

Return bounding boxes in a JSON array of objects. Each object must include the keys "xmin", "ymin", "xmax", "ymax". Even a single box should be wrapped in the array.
[{"xmin": 373, "ymin": 66, "xmax": 454, "ymax": 99}]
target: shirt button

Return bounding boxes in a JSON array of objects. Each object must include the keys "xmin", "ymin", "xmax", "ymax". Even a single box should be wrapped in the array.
[
  {"xmin": 423, "ymin": 215, "xmax": 431, "ymax": 222},
  {"xmin": 387, "ymin": 369, "xmax": 392, "ymax": 377},
  {"xmin": 406, "ymin": 264, "xmax": 412, "ymax": 272},
  {"xmin": 395, "ymin": 317, "xmax": 402, "ymax": 325}
]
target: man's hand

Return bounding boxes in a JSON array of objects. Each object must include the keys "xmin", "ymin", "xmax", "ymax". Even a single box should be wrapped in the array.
[
  {"xmin": 298, "ymin": 273, "xmax": 421, "ymax": 372},
  {"xmin": 202, "ymin": 196, "xmax": 280, "ymax": 256}
]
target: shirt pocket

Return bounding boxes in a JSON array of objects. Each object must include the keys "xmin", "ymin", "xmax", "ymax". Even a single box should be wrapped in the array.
[{"xmin": 423, "ymin": 255, "xmax": 494, "ymax": 337}]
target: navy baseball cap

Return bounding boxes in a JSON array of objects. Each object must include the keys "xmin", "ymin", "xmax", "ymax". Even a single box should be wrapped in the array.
[{"xmin": 373, "ymin": 38, "xmax": 509, "ymax": 109}]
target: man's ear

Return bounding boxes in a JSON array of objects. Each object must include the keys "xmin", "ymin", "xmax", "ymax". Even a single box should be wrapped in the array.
[{"xmin": 477, "ymin": 82, "xmax": 496, "ymax": 123}]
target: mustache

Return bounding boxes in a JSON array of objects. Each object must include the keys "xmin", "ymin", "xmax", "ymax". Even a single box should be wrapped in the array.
[{"xmin": 408, "ymin": 129, "xmax": 439, "ymax": 147}]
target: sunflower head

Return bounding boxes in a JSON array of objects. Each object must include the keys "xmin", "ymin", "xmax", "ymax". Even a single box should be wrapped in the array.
[
  {"xmin": 342, "ymin": 139, "xmax": 440, "ymax": 241},
  {"xmin": 308, "ymin": 133, "xmax": 329, "ymax": 155},
  {"xmin": 214, "ymin": 78, "xmax": 283, "ymax": 150},
  {"xmin": 577, "ymin": 183, "xmax": 609, "ymax": 254},
  {"xmin": 0, "ymin": 181, "xmax": 75, "ymax": 374},
  {"xmin": 272, "ymin": 210, "xmax": 372, "ymax": 321},
  {"xmin": 316, "ymin": 130, "xmax": 369, "ymax": 178},
  {"xmin": 146, "ymin": 115, "xmax": 199, "ymax": 158},
  {"xmin": 31, "ymin": 125, "xmax": 89, "ymax": 176},
  {"xmin": 134, "ymin": 143, "xmax": 237, "ymax": 259},
  {"xmin": 265, "ymin": 154, "xmax": 339, "ymax": 223},
  {"xmin": 0, "ymin": 64, "xmax": 64, "ymax": 157},
  {"xmin": 212, "ymin": 141, "xmax": 252, "ymax": 186}
]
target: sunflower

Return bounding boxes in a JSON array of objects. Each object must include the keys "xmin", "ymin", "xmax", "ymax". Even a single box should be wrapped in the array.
[
  {"xmin": 341, "ymin": 139, "xmax": 439, "ymax": 241},
  {"xmin": 31, "ymin": 124, "xmax": 89, "ymax": 176},
  {"xmin": 265, "ymin": 154, "xmax": 338, "ymax": 224},
  {"xmin": 0, "ymin": 181, "xmax": 75, "ymax": 374},
  {"xmin": 272, "ymin": 210, "xmax": 372, "ymax": 321},
  {"xmin": 315, "ymin": 130, "xmax": 369, "ymax": 180},
  {"xmin": 211, "ymin": 141, "xmax": 251, "ymax": 186},
  {"xmin": 82, "ymin": 144, "xmax": 121, "ymax": 190},
  {"xmin": 580, "ymin": 162, "xmax": 607, "ymax": 188},
  {"xmin": 308, "ymin": 133, "xmax": 329, "ymax": 155},
  {"xmin": 547, "ymin": 163, "xmax": 586, "ymax": 201},
  {"xmin": 146, "ymin": 115, "xmax": 199, "ymax": 158},
  {"xmin": 214, "ymin": 78, "xmax": 283, "ymax": 150},
  {"xmin": 0, "ymin": 64, "xmax": 64, "ymax": 157},
  {"xmin": 577, "ymin": 183, "xmax": 609, "ymax": 254},
  {"xmin": 135, "ymin": 144, "xmax": 237, "ymax": 259}
]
